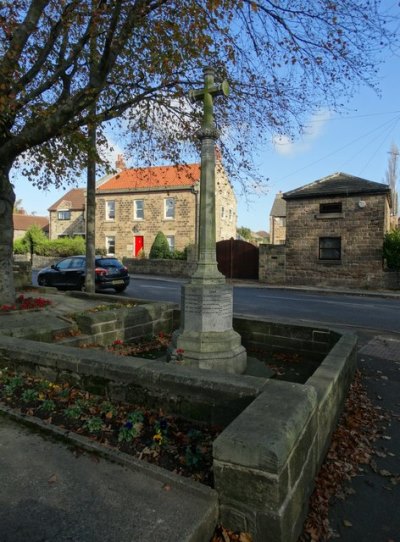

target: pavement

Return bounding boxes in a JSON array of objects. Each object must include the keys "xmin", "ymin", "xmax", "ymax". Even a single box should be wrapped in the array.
[
  {"xmin": 327, "ymin": 332, "xmax": 400, "ymax": 541},
  {"xmin": 0, "ymin": 284, "xmax": 399, "ymax": 541}
]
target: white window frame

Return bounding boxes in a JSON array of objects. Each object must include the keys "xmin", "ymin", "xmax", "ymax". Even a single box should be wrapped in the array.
[
  {"xmin": 164, "ymin": 198, "xmax": 175, "ymax": 220},
  {"xmin": 105, "ymin": 236, "xmax": 116, "ymax": 255},
  {"xmin": 228, "ymin": 209, "xmax": 233, "ymax": 222},
  {"xmin": 134, "ymin": 199, "xmax": 144, "ymax": 220},
  {"xmin": 57, "ymin": 210, "xmax": 71, "ymax": 220},
  {"xmin": 166, "ymin": 235, "xmax": 175, "ymax": 252},
  {"xmin": 106, "ymin": 200, "xmax": 115, "ymax": 221}
]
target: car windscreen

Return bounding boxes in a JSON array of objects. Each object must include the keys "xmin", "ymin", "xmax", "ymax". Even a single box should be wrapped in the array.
[{"xmin": 96, "ymin": 258, "xmax": 124, "ymax": 269}]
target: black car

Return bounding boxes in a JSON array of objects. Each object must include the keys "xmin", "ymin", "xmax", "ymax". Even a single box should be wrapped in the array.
[{"xmin": 37, "ymin": 256, "xmax": 130, "ymax": 293}]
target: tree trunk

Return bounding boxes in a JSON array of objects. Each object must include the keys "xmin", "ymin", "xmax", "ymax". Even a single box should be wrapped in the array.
[
  {"xmin": 0, "ymin": 165, "xmax": 16, "ymax": 304},
  {"xmin": 85, "ymin": 118, "xmax": 96, "ymax": 294}
]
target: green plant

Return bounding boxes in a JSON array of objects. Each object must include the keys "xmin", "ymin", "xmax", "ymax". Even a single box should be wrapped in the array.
[
  {"xmin": 383, "ymin": 229, "xmax": 400, "ymax": 271},
  {"xmin": 84, "ymin": 417, "xmax": 103, "ymax": 433},
  {"xmin": 64, "ymin": 404, "xmax": 83, "ymax": 419},
  {"xmin": 100, "ymin": 401, "xmax": 117, "ymax": 416},
  {"xmin": 118, "ymin": 410, "xmax": 145, "ymax": 442},
  {"xmin": 35, "ymin": 380, "xmax": 51, "ymax": 392},
  {"xmin": 149, "ymin": 231, "xmax": 170, "ymax": 259},
  {"xmin": 3, "ymin": 375, "xmax": 24, "ymax": 395},
  {"xmin": 21, "ymin": 389, "xmax": 39, "ymax": 403},
  {"xmin": 40, "ymin": 399, "xmax": 56, "ymax": 413},
  {"xmin": 185, "ymin": 444, "xmax": 201, "ymax": 466}
]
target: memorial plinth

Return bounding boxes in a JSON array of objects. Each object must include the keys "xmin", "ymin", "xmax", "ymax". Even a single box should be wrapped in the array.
[{"xmin": 170, "ymin": 67, "xmax": 246, "ymax": 375}]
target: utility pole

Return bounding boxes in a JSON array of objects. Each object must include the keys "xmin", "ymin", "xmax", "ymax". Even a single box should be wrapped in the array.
[
  {"xmin": 386, "ymin": 143, "xmax": 399, "ymax": 219},
  {"xmin": 85, "ymin": 4, "xmax": 97, "ymax": 293}
]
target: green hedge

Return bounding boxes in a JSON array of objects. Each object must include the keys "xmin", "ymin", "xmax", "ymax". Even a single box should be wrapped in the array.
[
  {"xmin": 13, "ymin": 226, "xmax": 87, "ymax": 257},
  {"xmin": 383, "ymin": 229, "xmax": 400, "ymax": 271}
]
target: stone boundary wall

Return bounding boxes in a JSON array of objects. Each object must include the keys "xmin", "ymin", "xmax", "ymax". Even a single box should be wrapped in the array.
[
  {"xmin": 0, "ymin": 336, "xmax": 266, "ymax": 427},
  {"xmin": 233, "ymin": 316, "xmax": 337, "ymax": 360},
  {"xmin": 258, "ymin": 244, "xmax": 286, "ymax": 284},
  {"xmin": 213, "ymin": 332, "xmax": 357, "ymax": 542},
  {"xmin": 14, "ymin": 254, "xmax": 61, "ymax": 270},
  {"xmin": 12, "ymin": 260, "xmax": 32, "ymax": 289},
  {"xmin": 0, "ymin": 311, "xmax": 357, "ymax": 542},
  {"xmin": 69, "ymin": 302, "xmax": 176, "ymax": 346},
  {"xmin": 382, "ymin": 270, "xmax": 400, "ymax": 289},
  {"xmin": 123, "ymin": 258, "xmax": 197, "ymax": 278}
]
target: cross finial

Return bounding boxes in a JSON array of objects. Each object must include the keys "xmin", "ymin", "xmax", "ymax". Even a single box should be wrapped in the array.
[{"xmin": 189, "ymin": 67, "xmax": 229, "ymax": 130}]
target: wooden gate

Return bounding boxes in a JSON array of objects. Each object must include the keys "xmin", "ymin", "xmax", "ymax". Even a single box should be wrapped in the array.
[{"xmin": 216, "ymin": 238, "xmax": 259, "ymax": 279}]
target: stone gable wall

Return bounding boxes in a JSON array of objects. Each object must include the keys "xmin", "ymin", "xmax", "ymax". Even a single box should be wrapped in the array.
[
  {"xmin": 269, "ymin": 216, "xmax": 286, "ymax": 245},
  {"xmin": 49, "ymin": 210, "xmax": 85, "ymax": 240},
  {"xmin": 284, "ymin": 193, "xmax": 390, "ymax": 288}
]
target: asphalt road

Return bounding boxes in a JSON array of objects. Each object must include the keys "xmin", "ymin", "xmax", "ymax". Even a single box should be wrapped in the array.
[
  {"xmin": 124, "ymin": 276, "xmax": 400, "ymax": 336},
  {"xmin": 31, "ymin": 272, "xmax": 400, "ymax": 335}
]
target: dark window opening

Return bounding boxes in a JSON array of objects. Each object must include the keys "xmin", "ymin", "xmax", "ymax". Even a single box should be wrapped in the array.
[
  {"xmin": 319, "ymin": 237, "xmax": 341, "ymax": 260},
  {"xmin": 320, "ymin": 202, "xmax": 342, "ymax": 214}
]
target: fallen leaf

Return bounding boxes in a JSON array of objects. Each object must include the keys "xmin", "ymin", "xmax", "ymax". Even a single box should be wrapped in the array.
[
  {"xmin": 162, "ymin": 483, "xmax": 171, "ymax": 491},
  {"xmin": 48, "ymin": 473, "xmax": 57, "ymax": 484},
  {"xmin": 343, "ymin": 520, "xmax": 353, "ymax": 527}
]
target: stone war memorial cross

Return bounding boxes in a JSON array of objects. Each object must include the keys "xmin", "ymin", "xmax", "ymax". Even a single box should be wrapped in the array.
[{"xmin": 170, "ymin": 67, "xmax": 247, "ymax": 374}]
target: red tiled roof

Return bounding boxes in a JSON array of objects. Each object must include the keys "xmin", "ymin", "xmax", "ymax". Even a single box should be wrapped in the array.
[
  {"xmin": 13, "ymin": 214, "xmax": 49, "ymax": 232},
  {"xmin": 97, "ymin": 164, "xmax": 200, "ymax": 192},
  {"xmin": 48, "ymin": 188, "xmax": 85, "ymax": 211}
]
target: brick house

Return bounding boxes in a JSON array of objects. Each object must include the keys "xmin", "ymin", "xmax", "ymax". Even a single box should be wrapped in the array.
[
  {"xmin": 13, "ymin": 214, "xmax": 49, "ymax": 240},
  {"xmin": 48, "ymin": 188, "xmax": 86, "ymax": 239},
  {"xmin": 282, "ymin": 172, "xmax": 391, "ymax": 288},
  {"xmin": 95, "ymin": 159, "xmax": 237, "ymax": 258}
]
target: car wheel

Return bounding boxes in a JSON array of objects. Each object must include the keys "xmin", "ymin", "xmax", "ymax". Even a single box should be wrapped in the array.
[
  {"xmin": 114, "ymin": 285, "xmax": 127, "ymax": 293},
  {"xmin": 37, "ymin": 277, "xmax": 47, "ymax": 287}
]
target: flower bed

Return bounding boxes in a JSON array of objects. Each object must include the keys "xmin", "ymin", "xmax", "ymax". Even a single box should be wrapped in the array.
[
  {"xmin": 0, "ymin": 294, "xmax": 51, "ymax": 312},
  {"xmin": 0, "ymin": 367, "xmax": 220, "ymax": 486}
]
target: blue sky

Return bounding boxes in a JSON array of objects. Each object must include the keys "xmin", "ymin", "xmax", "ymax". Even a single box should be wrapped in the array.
[{"xmin": 13, "ymin": 26, "xmax": 400, "ymax": 234}]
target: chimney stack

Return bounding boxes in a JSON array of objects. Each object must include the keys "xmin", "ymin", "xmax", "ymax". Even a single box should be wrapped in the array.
[{"xmin": 116, "ymin": 154, "xmax": 126, "ymax": 171}]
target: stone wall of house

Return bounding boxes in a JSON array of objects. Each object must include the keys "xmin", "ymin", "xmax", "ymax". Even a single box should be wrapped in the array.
[
  {"xmin": 285, "ymin": 194, "xmax": 389, "ymax": 288},
  {"xmin": 95, "ymin": 189, "xmax": 197, "ymax": 259},
  {"xmin": 259, "ymin": 244, "xmax": 286, "ymax": 283},
  {"xmin": 49, "ymin": 210, "xmax": 86, "ymax": 240},
  {"xmin": 269, "ymin": 216, "xmax": 286, "ymax": 245},
  {"xmin": 95, "ymin": 167, "xmax": 238, "ymax": 259}
]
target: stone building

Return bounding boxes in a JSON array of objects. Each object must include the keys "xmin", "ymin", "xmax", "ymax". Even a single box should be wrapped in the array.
[
  {"xmin": 269, "ymin": 191, "xmax": 287, "ymax": 244},
  {"xmin": 13, "ymin": 214, "xmax": 49, "ymax": 241},
  {"xmin": 48, "ymin": 188, "xmax": 86, "ymax": 239},
  {"xmin": 95, "ymin": 158, "xmax": 237, "ymax": 258},
  {"xmin": 282, "ymin": 172, "xmax": 391, "ymax": 288}
]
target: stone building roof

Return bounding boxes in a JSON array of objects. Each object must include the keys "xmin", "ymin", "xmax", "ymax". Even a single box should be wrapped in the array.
[
  {"xmin": 97, "ymin": 164, "xmax": 200, "ymax": 192},
  {"xmin": 13, "ymin": 214, "xmax": 49, "ymax": 233},
  {"xmin": 283, "ymin": 172, "xmax": 390, "ymax": 201},
  {"xmin": 48, "ymin": 188, "xmax": 85, "ymax": 211},
  {"xmin": 270, "ymin": 192, "xmax": 286, "ymax": 216}
]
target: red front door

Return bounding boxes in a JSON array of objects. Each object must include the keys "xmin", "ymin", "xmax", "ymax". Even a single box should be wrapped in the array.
[{"xmin": 134, "ymin": 236, "xmax": 144, "ymax": 257}]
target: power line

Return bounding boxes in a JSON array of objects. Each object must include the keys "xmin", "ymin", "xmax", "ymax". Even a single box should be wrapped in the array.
[{"xmin": 275, "ymin": 114, "xmax": 400, "ymax": 183}]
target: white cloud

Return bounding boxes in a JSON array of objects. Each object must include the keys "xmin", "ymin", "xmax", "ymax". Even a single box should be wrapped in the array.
[{"xmin": 273, "ymin": 108, "xmax": 332, "ymax": 156}]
